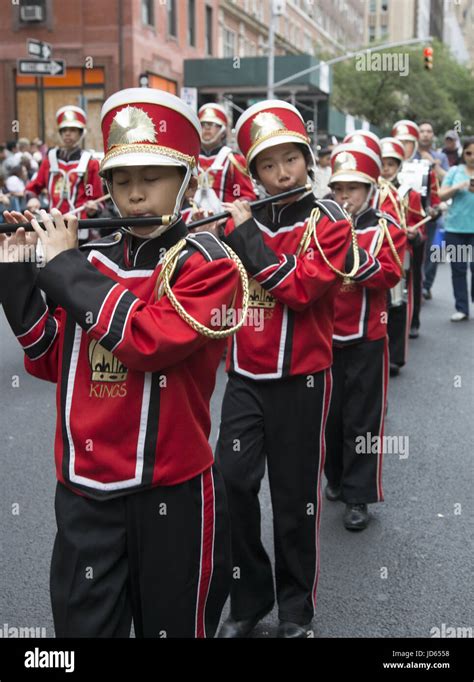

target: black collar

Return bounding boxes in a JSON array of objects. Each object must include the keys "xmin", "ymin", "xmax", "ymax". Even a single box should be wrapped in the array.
[
  {"xmin": 200, "ymin": 144, "xmax": 224, "ymax": 158},
  {"xmin": 254, "ymin": 191, "xmax": 315, "ymax": 230},
  {"xmin": 123, "ymin": 219, "xmax": 188, "ymax": 268}
]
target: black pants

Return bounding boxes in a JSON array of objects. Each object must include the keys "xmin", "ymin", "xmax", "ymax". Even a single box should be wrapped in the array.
[
  {"xmin": 50, "ymin": 466, "xmax": 231, "ymax": 638},
  {"xmin": 215, "ymin": 369, "xmax": 332, "ymax": 626},
  {"xmin": 324, "ymin": 338, "xmax": 388, "ymax": 504},
  {"xmin": 387, "ymin": 267, "xmax": 412, "ymax": 368},
  {"xmin": 411, "ymin": 240, "xmax": 425, "ymax": 329}
]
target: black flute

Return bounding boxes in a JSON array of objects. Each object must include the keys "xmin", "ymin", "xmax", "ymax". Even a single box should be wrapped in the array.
[{"xmin": 0, "ymin": 184, "xmax": 312, "ymax": 235}]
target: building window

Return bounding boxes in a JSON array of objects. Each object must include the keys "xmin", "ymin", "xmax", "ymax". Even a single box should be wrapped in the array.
[
  {"xmin": 19, "ymin": 0, "xmax": 46, "ymax": 23},
  {"xmin": 141, "ymin": 0, "xmax": 154, "ymax": 26},
  {"xmin": 188, "ymin": 0, "xmax": 196, "ymax": 46},
  {"xmin": 167, "ymin": 0, "xmax": 177, "ymax": 37},
  {"xmin": 369, "ymin": 25, "xmax": 377, "ymax": 42},
  {"xmin": 381, "ymin": 1, "xmax": 389, "ymax": 11},
  {"xmin": 206, "ymin": 6, "xmax": 213, "ymax": 55},
  {"xmin": 369, "ymin": 0, "xmax": 377, "ymax": 11},
  {"xmin": 223, "ymin": 28, "xmax": 236, "ymax": 57}
]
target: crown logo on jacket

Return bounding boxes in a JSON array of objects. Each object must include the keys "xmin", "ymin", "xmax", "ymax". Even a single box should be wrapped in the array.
[
  {"xmin": 88, "ymin": 340, "xmax": 128, "ymax": 382},
  {"xmin": 108, "ymin": 106, "xmax": 157, "ymax": 149}
]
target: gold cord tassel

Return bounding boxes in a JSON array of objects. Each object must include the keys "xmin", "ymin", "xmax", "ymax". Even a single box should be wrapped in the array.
[
  {"xmin": 374, "ymin": 217, "xmax": 405, "ymax": 276},
  {"xmin": 154, "ymin": 239, "xmax": 250, "ymax": 338},
  {"xmin": 296, "ymin": 207, "xmax": 360, "ymax": 285}
]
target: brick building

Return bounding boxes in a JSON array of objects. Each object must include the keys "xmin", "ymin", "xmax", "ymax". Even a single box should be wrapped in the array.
[{"xmin": 0, "ymin": 0, "xmax": 217, "ymax": 149}]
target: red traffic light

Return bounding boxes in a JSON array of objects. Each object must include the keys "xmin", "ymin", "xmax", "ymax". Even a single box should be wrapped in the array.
[{"xmin": 423, "ymin": 46, "xmax": 433, "ymax": 70}]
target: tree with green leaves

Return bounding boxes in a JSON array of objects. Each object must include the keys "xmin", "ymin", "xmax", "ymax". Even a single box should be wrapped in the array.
[{"xmin": 331, "ymin": 40, "xmax": 474, "ymax": 138}]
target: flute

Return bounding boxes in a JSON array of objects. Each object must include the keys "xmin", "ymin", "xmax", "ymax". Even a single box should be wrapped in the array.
[{"xmin": 0, "ymin": 184, "xmax": 312, "ymax": 235}]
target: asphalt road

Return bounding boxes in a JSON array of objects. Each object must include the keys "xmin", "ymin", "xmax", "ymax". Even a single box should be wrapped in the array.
[{"xmin": 0, "ymin": 261, "xmax": 472, "ymax": 638}]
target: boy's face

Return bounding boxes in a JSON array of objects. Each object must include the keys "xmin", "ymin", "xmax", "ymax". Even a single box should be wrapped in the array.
[
  {"xmin": 201, "ymin": 122, "xmax": 223, "ymax": 146},
  {"xmin": 401, "ymin": 139, "xmax": 415, "ymax": 159},
  {"xmin": 60, "ymin": 127, "xmax": 82, "ymax": 149},
  {"xmin": 110, "ymin": 165, "xmax": 185, "ymax": 237},
  {"xmin": 381, "ymin": 157, "xmax": 401, "ymax": 180},
  {"xmin": 254, "ymin": 143, "xmax": 308, "ymax": 201},
  {"xmin": 332, "ymin": 181, "xmax": 370, "ymax": 216}
]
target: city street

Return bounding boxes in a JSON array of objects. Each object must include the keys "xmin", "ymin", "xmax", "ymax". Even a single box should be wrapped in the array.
[{"xmin": 1, "ymin": 261, "xmax": 472, "ymax": 638}]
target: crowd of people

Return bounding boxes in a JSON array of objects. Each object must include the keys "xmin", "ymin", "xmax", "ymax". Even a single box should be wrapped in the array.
[{"xmin": 0, "ymin": 93, "xmax": 472, "ymax": 639}]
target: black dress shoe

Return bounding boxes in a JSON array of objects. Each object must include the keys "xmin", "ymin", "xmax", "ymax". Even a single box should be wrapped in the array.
[
  {"xmin": 325, "ymin": 483, "xmax": 341, "ymax": 501},
  {"xmin": 389, "ymin": 363, "xmax": 400, "ymax": 377},
  {"xmin": 343, "ymin": 503, "xmax": 369, "ymax": 531},
  {"xmin": 409, "ymin": 326, "xmax": 419, "ymax": 339},
  {"xmin": 277, "ymin": 621, "xmax": 308, "ymax": 638},
  {"xmin": 217, "ymin": 609, "xmax": 270, "ymax": 638}
]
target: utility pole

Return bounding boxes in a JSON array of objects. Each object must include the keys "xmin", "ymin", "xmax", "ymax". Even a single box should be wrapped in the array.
[
  {"xmin": 267, "ymin": 1, "xmax": 286, "ymax": 99},
  {"xmin": 267, "ymin": 3, "xmax": 275, "ymax": 99}
]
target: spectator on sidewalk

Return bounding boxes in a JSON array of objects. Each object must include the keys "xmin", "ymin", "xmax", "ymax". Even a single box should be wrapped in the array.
[
  {"xmin": 438, "ymin": 137, "xmax": 474, "ymax": 322},
  {"xmin": 441, "ymin": 130, "xmax": 461, "ymax": 168},
  {"xmin": 417, "ymin": 121, "xmax": 450, "ymax": 300},
  {"xmin": 312, "ymin": 146, "xmax": 332, "ymax": 198}
]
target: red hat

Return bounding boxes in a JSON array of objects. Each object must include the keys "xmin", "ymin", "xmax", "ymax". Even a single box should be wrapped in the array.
[
  {"xmin": 99, "ymin": 88, "xmax": 201, "ymax": 177},
  {"xmin": 235, "ymin": 100, "xmax": 312, "ymax": 168},
  {"xmin": 343, "ymin": 130, "xmax": 382, "ymax": 157},
  {"xmin": 380, "ymin": 137, "xmax": 405, "ymax": 162},
  {"xmin": 198, "ymin": 103, "xmax": 228, "ymax": 128},
  {"xmin": 56, "ymin": 105, "xmax": 87, "ymax": 131},
  {"xmin": 391, "ymin": 120, "xmax": 420, "ymax": 142},
  {"xmin": 329, "ymin": 143, "xmax": 381, "ymax": 185}
]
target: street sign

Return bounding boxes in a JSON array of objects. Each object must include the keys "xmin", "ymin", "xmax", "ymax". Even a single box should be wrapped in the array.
[
  {"xmin": 27, "ymin": 38, "xmax": 53, "ymax": 60},
  {"xmin": 18, "ymin": 59, "xmax": 66, "ymax": 77},
  {"xmin": 180, "ymin": 87, "xmax": 198, "ymax": 112}
]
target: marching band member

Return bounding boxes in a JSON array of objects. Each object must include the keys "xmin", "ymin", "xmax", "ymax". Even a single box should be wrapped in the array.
[
  {"xmin": 0, "ymin": 88, "xmax": 245, "ymax": 638},
  {"xmin": 25, "ymin": 105, "xmax": 105, "ymax": 245},
  {"xmin": 195, "ymin": 102, "xmax": 256, "ymax": 213},
  {"xmin": 213, "ymin": 100, "xmax": 355, "ymax": 638},
  {"xmin": 391, "ymin": 120, "xmax": 441, "ymax": 338},
  {"xmin": 324, "ymin": 142, "xmax": 407, "ymax": 531},
  {"xmin": 379, "ymin": 137, "xmax": 426, "ymax": 375}
]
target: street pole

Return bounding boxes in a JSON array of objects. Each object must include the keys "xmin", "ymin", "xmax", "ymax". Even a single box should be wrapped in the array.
[
  {"xmin": 272, "ymin": 36, "xmax": 434, "ymax": 90},
  {"xmin": 267, "ymin": 2, "xmax": 275, "ymax": 100}
]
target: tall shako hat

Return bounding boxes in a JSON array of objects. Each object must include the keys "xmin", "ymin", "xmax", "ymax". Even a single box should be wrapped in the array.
[
  {"xmin": 99, "ymin": 88, "xmax": 201, "ymax": 238},
  {"xmin": 391, "ymin": 119, "xmax": 420, "ymax": 143},
  {"xmin": 234, "ymin": 99, "xmax": 315, "ymax": 173},
  {"xmin": 380, "ymin": 137, "xmax": 405, "ymax": 163},
  {"xmin": 343, "ymin": 130, "xmax": 382, "ymax": 157},
  {"xmin": 56, "ymin": 105, "xmax": 87, "ymax": 131},
  {"xmin": 329, "ymin": 143, "xmax": 381, "ymax": 185}
]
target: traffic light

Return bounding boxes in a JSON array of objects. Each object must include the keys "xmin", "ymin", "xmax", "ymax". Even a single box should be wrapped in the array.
[{"xmin": 423, "ymin": 46, "xmax": 433, "ymax": 70}]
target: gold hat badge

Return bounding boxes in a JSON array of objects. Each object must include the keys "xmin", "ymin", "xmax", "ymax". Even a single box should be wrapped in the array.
[
  {"xmin": 334, "ymin": 151, "xmax": 358, "ymax": 172},
  {"xmin": 108, "ymin": 106, "xmax": 157, "ymax": 149},
  {"xmin": 250, "ymin": 112, "xmax": 286, "ymax": 143}
]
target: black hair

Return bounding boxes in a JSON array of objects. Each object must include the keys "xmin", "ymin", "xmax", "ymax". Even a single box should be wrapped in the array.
[
  {"xmin": 250, "ymin": 142, "xmax": 315, "ymax": 181},
  {"xmin": 418, "ymin": 120, "xmax": 434, "ymax": 131},
  {"xmin": 462, "ymin": 137, "xmax": 474, "ymax": 161},
  {"xmin": 6, "ymin": 140, "xmax": 17, "ymax": 152}
]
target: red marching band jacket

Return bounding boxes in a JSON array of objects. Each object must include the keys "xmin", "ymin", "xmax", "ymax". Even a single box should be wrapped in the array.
[
  {"xmin": 332, "ymin": 207, "xmax": 407, "ymax": 346},
  {"xmin": 374, "ymin": 180, "xmax": 427, "ymax": 251},
  {"xmin": 26, "ymin": 147, "xmax": 104, "ymax": 220},
  {"xmin": 0, "ymin": 225, "xmax": 240, "ymax": 500},
  {"xmin": 222, "ymin": 193, "xmax": 353, "ymax": 379},
  {"xmin": 198, "ymin": 145, "xmax": 257, "ymax": 203}
]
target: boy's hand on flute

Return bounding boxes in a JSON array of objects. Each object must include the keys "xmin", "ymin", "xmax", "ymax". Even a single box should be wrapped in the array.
[
  {"xmin": 30, "ymin": 208, "xmax": 78, "ymax": 263},
  {"xmin": 222, "ymin": 200, "xmax": 252, "ymax": 227},
  {"xmin": 0, "ymin": 210, "xmax": 38, "ymax": 262}
]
